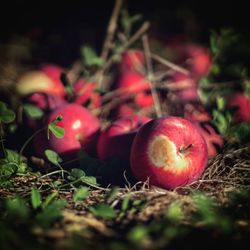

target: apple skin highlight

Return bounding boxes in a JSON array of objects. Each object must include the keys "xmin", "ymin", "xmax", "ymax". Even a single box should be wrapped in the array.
[{"xmin": 130, "ymin": 116, "xmax": 208, "ymax": 189}]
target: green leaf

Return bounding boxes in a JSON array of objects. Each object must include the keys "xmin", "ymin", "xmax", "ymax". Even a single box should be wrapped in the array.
[
  {"xmin": 68, "ymin": 168, "xmax": 86, "ymax": 181},
  {"xmin": 45, "ymin": 149, "xmax": 62, "ymax": 166},
  {"xmin": 81, "ymin": 175, "xmax": 97, "ymax": 185},
  {"xmin": 121, "ymin": 194, "xmax": 131, "ymax": 211},
  {"xmin": 210, "ymin": 30, "xmax": 219, "ymax": 56},
  {"xmin": 23, "ymin": 104, "xmax": 43, "ymax": 119},
  {"xmin": 48, "ymin": 123, "xmax": 65, "ymax": 139},
  {"xmin": 0, "ymin": 163, "xmax": 17, "ymax": 179},
  {"xmin": 35, "ymin": 199, "xmax": 66, "ymax": 228},
  {"xmin": 192, "ymin": 192, "xmax": 218, "ymax": 226},
  {"xmin": 0, "ymin": 101, "xmax": 15, "ymax": 123},
  {"xmin": 216, "ymin": 96, "xmax": 226, "ymax": 111},
  {"xmin": 6, "ymin": 197, "xmax": 29, "ymax": 221},
  {"xmin": 105, "ymin": 187, "xmax": 119, "ymax": 203},
  {"xmin": 17, "ymin": 162, "xmax": 29, "ymax": 174},
  {"xmin": 212, "ymin": 110, "xmax": 229, "ymax": 134},
  {"xmin": 31, "ymin": 188, "xmax": 42, "ymax": 209},
  {"xmin": 230, "ymin": 122, "xmax": 250, "ymax": 143},
  {"xmin": 166, "ymin": 202, "xmax": 183, "ymax": 222},
  {"xmin": 73, "ymin": 187, "xmax": 89, "ymax": 203},
  {"xmin": 81, "ymin": 46, "xmax": 104, "ymax": 67},
  {"xmin": 5, "ymin": 149, "xmax": 19, "ymax": 163},
  {"xmin": 89, "ymin": 204, "xmax": 117, "ymax": 219},
  {"xmin": 127, "ymin": 225, "xmax": 148, "ymax": 242},
  {"xmin": 121, "ymin": 10, "xmax": 142, "ymax": 37},
  {"xmin": 42, "ymin": 192, "xmax": 58, "ymax": 208}
]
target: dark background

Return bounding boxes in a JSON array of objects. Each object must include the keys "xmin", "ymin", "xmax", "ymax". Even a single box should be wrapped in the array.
[{"xmin": 0, "ymin": 0, "xmax": 249, "ymax": 66}]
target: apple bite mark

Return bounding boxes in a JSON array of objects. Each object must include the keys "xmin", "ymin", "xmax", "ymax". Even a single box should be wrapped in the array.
[{"xmin": 148, "ymin": 135, "xmax": 189, "ymax": 172}]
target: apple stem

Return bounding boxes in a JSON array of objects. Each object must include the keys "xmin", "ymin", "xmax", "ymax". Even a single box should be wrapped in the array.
[{"xmin": 179, "ymin": 144, "xmax": 193, "ymax": 155}]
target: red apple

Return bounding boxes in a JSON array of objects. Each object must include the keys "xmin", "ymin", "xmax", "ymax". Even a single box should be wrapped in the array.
[
  {"xmin": 26, "ymin": 93, "xmax": 66, "ymax": 111},
  {"xmin": 16, "ymin": 64, "xmax": 66, "ymax": 97},
  {"xmin": 120, "ymin": 49, "xmax": 145, "ymax": 73},
  {"xmin": 114, "ymin": 72, "xmax": 154, "ymax": 109},
  {"xmin": 130, "ymin": 116, "xmax": 208, "ymax": 189},
  {"xmin": 192, "ymin": 122, "xmax": 224, "ymax": 158},
  {"xmin": 184, "ymin": 44, "xmax": 212, "ymax": 78},
  {"xmin": 135, "ymin": 91, "xmax": 154, "ymax": 108},
  {"xmin": 184, "ymin": 103, "xmax": 210, "ymax": 122},
  {"xmin": 97, "ymin": 115, "xmax": 151, "ymax": 161},
  {"xmin": 227, "ymin": 92, "xmax": 250, "ymax": 123},
  {"xmin": 167, "ymin": 40, "xmax": 212, "ymax": 78},
  {"xmin": 73, "ymin": 80, "xmax": 101, "ymax": 110},
  {"xmin": 112, "ymin": 104, "xmax": 136, "ymax": 119},
  {"xmin": 169, "ymin": 73, "xmax": 199, "ymax": 102},
  {"xmin": 37, "ymin": 103, "xmax": 100, "ymax": 160},
  {"xmin": 116, "ymin": 72, "xmax": 150, "ymax": 94}
]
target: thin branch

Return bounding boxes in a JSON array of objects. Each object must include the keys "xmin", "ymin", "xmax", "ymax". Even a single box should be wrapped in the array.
[
  {"xmin": 151, "ymin": 53, "xmax": 190, "ymax": 75},
  {"xmin": 96, "ymin": 22, "xmax": 150, "ymax": 89},
  {"xmin": 142, "ymin": 34, "xmax": 162, "ymax": 118},
  {"xmin": 100, "ymin": 0, "xmax": 123, "ymax": 61}
]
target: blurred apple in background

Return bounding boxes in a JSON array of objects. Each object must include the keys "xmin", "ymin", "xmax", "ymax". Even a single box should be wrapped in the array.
[
  {"xmin": 227, "ymin": 92, "xmax": 250, "ymax": 123},
  {"xmin": 184, "ymin": 103, "xmax": 210, "ymax": 122},
  {"xmin": 16, "ymin": 64, "xmax": 66, "ymax": 97},
  {"xmin": 166, "ymin": 39, "xmax": 212, "ymax": 79},
  {"xmin": 73, "ymin": 80, "xmax": 101, "ymax": 110},
  {"xmin": 183, "ymin": 44, "xmax": 212, "ymax": 78},
  {"xmin": 119, "ymin": 49, "xmax": 145, "ymax": 73},
  {"xmin": 26, "ymin": 93, "xmax": 66, "ymax": 112},
  {"xmin": 115, "ymin": 71, "xmax": 150, "ymax": 94},
  {"xmin": 169, "ymin": 73, "xmax": 199, "ymax": 103},
  {"xmin": 192, "ymin": 121, "xmax": 224, "ymax": 158}
]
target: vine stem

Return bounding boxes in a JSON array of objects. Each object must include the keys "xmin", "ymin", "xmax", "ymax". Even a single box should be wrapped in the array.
[
  {"xmin": 59, "ymin": 178, "xmax": 109, "ymax": 191},
  {"xmin": 0, "ymin": 122, "xmax": 7, "ymax": 158},
  {"xmin": 19, "ymin": 126, "xmax": 46, "ymax": 164}
]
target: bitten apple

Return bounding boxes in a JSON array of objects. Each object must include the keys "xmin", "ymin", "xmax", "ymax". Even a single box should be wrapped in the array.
[
  {"xmin": 130, "ymin": 116, "xmax": 208, "ymax": 189},
  {"xmin": 16, "ymin": 64, "xmax": 66, "ymax": 97},
  {"xmin": 39, "ymin": 103, "xmax": 100, "ymax": 160}
]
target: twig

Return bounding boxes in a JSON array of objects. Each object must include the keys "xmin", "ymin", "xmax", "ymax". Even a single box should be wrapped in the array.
[
  {"xmin": 100, "ymin": 0, "xmax": 123, "ymax": 61},
  {"xmin": 142, "ymin": 34, "xmax": 162, "ymax": 118},
  {"xmin": 151, "ymin": 53, "xmax": 190, "ymax": 75},
  {"xmin": 96, "ymin": 22, "xmax": 150, "ymax": 89}
]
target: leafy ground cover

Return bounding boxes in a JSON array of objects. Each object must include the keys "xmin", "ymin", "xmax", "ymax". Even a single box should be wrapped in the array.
[{"xmin": 0, "ymin": 1, "xmax": 250, "ymax": 249}]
